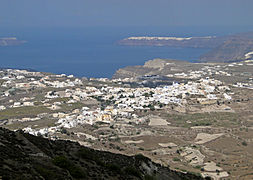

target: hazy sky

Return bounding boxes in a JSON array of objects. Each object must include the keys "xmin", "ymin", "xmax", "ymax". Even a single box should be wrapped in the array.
[{"xmin": 0, "ymin": 0, "xmax": 253, "ymax": 28}]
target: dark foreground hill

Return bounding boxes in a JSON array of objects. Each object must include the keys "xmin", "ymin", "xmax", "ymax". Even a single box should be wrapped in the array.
[{"xmin": 0, "ymin": 127, "xmax": 205, "ymax": 180}]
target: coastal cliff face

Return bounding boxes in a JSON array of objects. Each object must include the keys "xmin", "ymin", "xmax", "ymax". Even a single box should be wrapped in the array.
[
  {"xmin": 0, "ymin": 37, "xmax": 26, "ymax": 46},
  {"xmin": 0, "ymin": 127, "xmax": 203, "ymax": 180},
  {"xmin": 118, "ymin": 36, "xmax": 227, "ymax": 48},
  {"xmin": 118, "ymin": 32, "xmax": 253, "ymax": 63},
  {"xmin": 199, "ymin": 37, "xmax": 253, "ymax": 62}
]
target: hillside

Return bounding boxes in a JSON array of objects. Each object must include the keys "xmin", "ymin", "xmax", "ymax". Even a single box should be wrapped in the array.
[
  {"xmin": 0, "ymin": 127, "xmax": 204, "ymax": 180},
  {"xmin": 113, "ymin": 58, "xmax": 203, "ymax": 79},
  {"xmin": 199, "ymin": 35, "xmax": 253, "ymax": 62}
]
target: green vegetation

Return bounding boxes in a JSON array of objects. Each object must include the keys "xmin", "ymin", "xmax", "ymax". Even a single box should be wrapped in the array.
[
  {"xmin": 194, "ymin": 165, "xmax": 202, "ymax": 169},
  {"xmin": 124, "ymin": 166, "xmax": 142, "ymax": 178},
  {"xmin": 173, "ymin": 157, "xmax": 180, "ymax": 162},
  {"xmin": 77, "ymin": 148, "xmax": 95, "ymax": 159},
  {"xmin": 105, "ymin": 163, "xmax": 122, "ymax": 173},
  {"xmin": 143, "ymin": 92, "xmax": 152, "ymax": 97},
  {"xmin": 188, "ymin": 171, "xmax": 202, "ymax": 178},
  {"xmin": 52, "ymin": 156, "xmax": 86, "ymax": 178},
  {"xmin": 242, "ymin": 141, "xmax": 248, "ymax": 146},
  {"xmin": 144, "ymin": 174, "xmax": 157, "ymax": 180},
  {"xmin": 91, "ymin": 95, "xmax": 116, "ymax": 108},
  {"xmin": 135, "ymin": 153, "xmax": 147, "ymax": 162},
  {"xmin": 77, "ymin": 149, "xmax": 146, "ymax": 177},
  {"xmin": 143, "ymin": 104, "xmax": 155, "ymax": 111},
  {"xmin": 35, "ymin": 165, "xmax": 60, "ymax": 180},
  {"xmin": 60, "ymin": 127, "xmax": 68, "ymax": 134},
  {"xmin": 77, "ymin": 148, "xmax": 104, "ymax": 166}
]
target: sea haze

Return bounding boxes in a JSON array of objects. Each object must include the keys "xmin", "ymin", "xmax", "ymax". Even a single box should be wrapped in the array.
[{"xmin": 0, "ymin": 27, "xmax": 233, "ymax": 78}]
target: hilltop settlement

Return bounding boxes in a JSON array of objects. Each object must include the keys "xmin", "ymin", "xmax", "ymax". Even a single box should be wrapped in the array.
[{"xmin": 0, "ymin": 57, "xmax": 253, "ymax": 179}]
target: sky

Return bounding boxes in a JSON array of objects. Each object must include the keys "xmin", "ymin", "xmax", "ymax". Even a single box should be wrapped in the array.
[{"xmin": 0, "ymin": 0, "xmax": 253, "ymax": 28}]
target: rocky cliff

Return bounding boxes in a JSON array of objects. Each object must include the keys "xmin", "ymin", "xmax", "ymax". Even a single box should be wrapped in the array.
[
  {"xmin": 118, "ymin": 36, "xmax": 227, "ymax": 48},
  {"xmin": 199, "ymin": 35, "xmax": 253, "ymax": 62},
  {"xmin": 118, "ymin": 32, "xmax": 253, "ymax": 63},
  {"xmin": 0, "ymin": 127, "xmax": 204, "ymax": 180}
]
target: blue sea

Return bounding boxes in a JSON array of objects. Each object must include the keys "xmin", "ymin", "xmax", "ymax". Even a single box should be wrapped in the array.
[{"xmin": 0, "ymin": 26, "xmax": 250, "ymax": 78}]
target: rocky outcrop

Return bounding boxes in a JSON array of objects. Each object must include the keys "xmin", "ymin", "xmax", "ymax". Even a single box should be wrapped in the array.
[
  {"xmin": 113, "ymin": 59, "xmax": 172, "ymax": 79},
  {"xmin": 0, "ymin": 127, "xmax": 204, "ymax": 179},
  {"xmin": 113, "ymin": 65, "xmax": 157, "ymax": 79},
  {"xmin": 143, "ymin": 59, "xmax": 168, "ymax": 69},
  {"xmin": 112, "ymin": 58, "xmax": 199, "ymax": 79}
]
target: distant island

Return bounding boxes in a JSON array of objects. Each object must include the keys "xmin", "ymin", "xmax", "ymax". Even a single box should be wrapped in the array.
[
  {"xmin": 118, "ymin": 36, "xmax": 224, "ymax": 48},
  {"xmin": 0, "ymin": 37, "xmax": 26, "ymax": 46},
  {"xmin": 118, "ymin": 32, "xmax": 253, "ymax": 63}
]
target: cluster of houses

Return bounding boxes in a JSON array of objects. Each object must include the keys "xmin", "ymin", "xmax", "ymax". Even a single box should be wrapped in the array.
[
  {"xmin": 167, "ymin": 65, "xmax": 233, "ymax": 80},
  {"xmin": 233, "ymin": 82, "xmax": 253, "ymax": 89},
  {"xmin": 22, "ymin": 77, "xmax": 232, "ymax": 137},
  {"xmin": 0, "ymin": 68, "xmax": 234, "ymax": 137},
  {"xmin": 0, "ymin": 69, "xmax": 81, "ymax": 92}
]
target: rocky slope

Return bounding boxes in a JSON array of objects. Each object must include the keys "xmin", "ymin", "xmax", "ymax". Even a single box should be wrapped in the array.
[
  {"xmin": 113, "ymin": 58, "xmax": 204, "ymax": 79},
  {"xmin": 199, "ymin": 35, "xmax": 253, "ymax": 62},
  {"xmin": 0, "ymin": 127, "xmax": 204, "ymax": 180}
]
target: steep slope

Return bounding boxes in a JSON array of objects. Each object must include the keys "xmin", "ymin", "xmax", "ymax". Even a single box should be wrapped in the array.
[
  {"xmin": 0, "ymin": 127, "xmax": 204, "ymax": 180},
  {"xmin": 199, "ymin": 36, "xmax": 253, "ymax": 62}
]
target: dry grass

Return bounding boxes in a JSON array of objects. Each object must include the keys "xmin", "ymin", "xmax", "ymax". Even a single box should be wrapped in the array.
[
  {"xmin": 167, "ymin": 112, "xmax": 239, "ymax": 128},
  {"xmin": 0, "ymin": 106, "xmax": 51, "ymax": 120}
]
